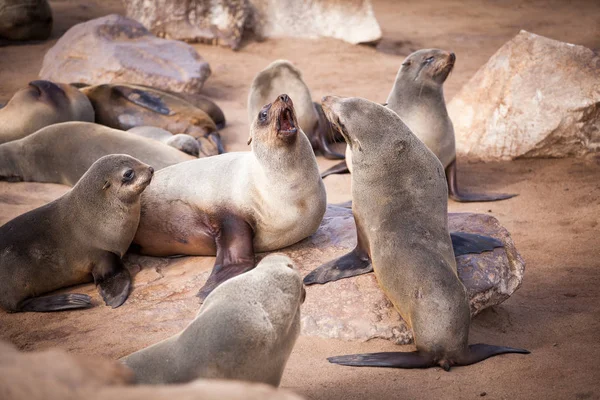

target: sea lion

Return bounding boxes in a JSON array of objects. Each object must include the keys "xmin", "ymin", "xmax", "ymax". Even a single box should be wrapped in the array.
[
  {"xmin": 0, "ymin": 121, "xmax": 194, "ymax": 186},
  {"xmin": 80, "ymin": 83, "xmax": 224, "ymax": 156},
  {"xmin": 306, "ymin": 96, "xmax": 528, "ymax": 370},
  {"xmin": 122, "ymin": 254, "xmax": 304, "ymax": 386},
  {"xmin": 134, "ymin": 94, "xmax": 326, "ymax": 299},
  {"xmin": 127, "ymin": 126, "xmax": 201, "ymax": 157},
  {"xmin": 0, "ymin": 0, "xmax": 52, "ymax": 41},
  {"xmin": 0, "ymin": 154, "xmax": 153, "ymax": 312},
  {"xmin": 0, "ymin": 80, "xmax": 94, "ymax": 144},
  {"xmin": 248, "ymin": 60, "xmax": 344, "ymax": 159}
]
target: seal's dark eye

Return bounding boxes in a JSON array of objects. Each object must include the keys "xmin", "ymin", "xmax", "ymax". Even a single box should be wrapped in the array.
[
  {"xmin": 122, "ymin": 169, "xmax": 135, "ymax": 182},
  {"xmin": 259, "ymin": 110, "xmax": 268, "ymax": 121},
  {"xmin": 424, "ymin": 56, "xmax": 434, "ymax": 64}
]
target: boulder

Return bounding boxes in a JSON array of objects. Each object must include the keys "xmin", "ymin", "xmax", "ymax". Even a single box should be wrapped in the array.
[
  {"xmin": 39, "ymin": 15, "xmax": 211, "ymax": 94},
  {"xmin": 449, "ymin": 30, "xmax": 600, "ymax": 161}
]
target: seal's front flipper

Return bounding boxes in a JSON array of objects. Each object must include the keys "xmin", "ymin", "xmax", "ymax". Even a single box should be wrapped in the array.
[
  {"xmin": 112, "ymin": 85, "xmax": 171, "ymax": 115},
  {"xmin": 314, "ymin": 102, "xmax": 345, "ymax": 160},
  {"xmin": 206, "ymin": 131, "xmax": 225, "ymax": 154},
  {"xmin": 450, "ymin": 232, "xmax": 504, "ymax": 257},
  {"xmin": 18, "ymin": 293, "xmax": 92, "ymax": 312},
  {"xmin": 321, "ymin": 161, "xmax": 349, "ymax": 179},
  {"xmin": 446, "ymin": 160, "xmax": 517, "ymax": 202},
  {"xmin": 197, "ymin": 216, "xmax": 255, "ymax": 301},
  {"xmin": 93, "ymin": 252, "xmax": 132, "ymax": 309},
  {"xmin": 457, "ymin": 344, "xmax": 530, "ymax": 367},
  {"xmin": 328, "ymin": 351, "xmax": 435, "ymax": 369}
]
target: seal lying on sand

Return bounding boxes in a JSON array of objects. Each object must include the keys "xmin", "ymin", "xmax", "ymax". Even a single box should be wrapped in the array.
[
  {"xmin": 0, "ymin": 122, "xmax": 193, "ymax": 186},
  {"xmin": 128, "ymin": 126, "xmax": 201, "ymax": 157},
  {"xmin": 307, "ymin": 96, "xmax": 528, "ymax": 370},
  {"xmin": 0, "ymin": 0, "xmax": 53, "ymax": 41},
  {"xmin": 122, "ymin": 254, "xmax": 304, "ymax": 386},
  {"xmin": 0, "ymin": 155, "xmax": 153, "ymax": 312},
  {"xmin": 80, "ymin": 83, "xmax": 224, "ymax": 156},
  {"xmin": 248, "ymin": 60, "xmax": 344, "ymax": 159},
  {"xmin": 0, "ymin": 80, "xmax": 94, "ymax": 144},
  {"xmin": 134, "ymin": 94, "xmax": 326, "ymax": 300}
]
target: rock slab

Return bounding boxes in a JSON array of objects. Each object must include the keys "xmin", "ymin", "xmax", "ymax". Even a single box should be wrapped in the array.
[
  {"xmin": 449, "ymin": 30, "xmax": 600, "ymax": 161},
  {"xmin": 39, "ymin": 14, "xmax": 211, "ymax": 94}
]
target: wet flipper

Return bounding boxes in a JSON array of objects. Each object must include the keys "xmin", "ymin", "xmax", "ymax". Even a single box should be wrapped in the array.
[
  {"xmin": 451, "ymin": 232, "xmax": 503, "ymax": 256},
  {"xmin": 321, "ymin": 160, "xmax": 350, "ymax": 179},
  {"xmin": 314, "ymin": 102, "xmax": 345, "ymax": 160},
  {"xmin": 113, "ymin": 85, "xmax": 171, "ymax": 115},
  {"xmin": 197, "ymin": 215, "xmax": 255, "ymax": 301},
  {"xmin": 93, "ymin": 252, "xmax": 132, "ymax": 309},
  {"xmin": 458, "ymin": 343, "xmax": 530, "ymax": 366},
  {"xmin": 18, "ymin": 293, "xmax": 92, "ymax": 312},
  {"xmin": 446, "ymin": 159, "xmax": 517, "ymax": 202},
  {"xmin": 328, "ymin": 351, "xmax": 435, "ymax": 369}
]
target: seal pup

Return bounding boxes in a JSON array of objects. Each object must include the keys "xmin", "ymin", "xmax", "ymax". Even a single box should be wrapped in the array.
[
  {"xmin": 122, "ymin": 254, "xmax": 304, "ymax": 386},
  {"xmin": 134, "ymin": 94, "xmax": 326, "ymax": 299},
  {"xmin": 0, "ymin": 121, "xmax": 194, "ymax": 186},
  {"xmin": 128, "ymin": 126, "xmax": 201, "ymax": 157},
  {"xmin": 0, "ymin": 80, "xmax": 94, "ymax": 144},
  {"xmin": 307, "ymin": 96, "xmax": 528, "ymax": 370},
  {"xmin": 0, "ymin": 154, "xmax": 154, "ymax": 312},
  {"xmin": 81, "ymin": 83, "xmax": 224, "ymax": 155},
  {"xmin": 248, "ymin": 60, "xmax": 344, "ymax": 159}
]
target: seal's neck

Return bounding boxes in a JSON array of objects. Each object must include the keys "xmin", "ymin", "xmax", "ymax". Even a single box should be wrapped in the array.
[
  {"xmin": 387, "ymin": 78, "xmax": 448, "ymax": 118},
  {"xmin": 0, "ymin": 142, "xmax": 24, "ymax": 181}
]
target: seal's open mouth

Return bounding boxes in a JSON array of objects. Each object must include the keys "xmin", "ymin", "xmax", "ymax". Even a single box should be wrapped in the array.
[{"xmin": 277, "ymin": 107, "xmax": 297, "ymax": 137}]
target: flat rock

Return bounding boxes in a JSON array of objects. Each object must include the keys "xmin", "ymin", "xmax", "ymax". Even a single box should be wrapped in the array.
[
  {"xmin": 39, "ymin": 14, "xmax": 211, "ymax": 94},
  {"xmin": 449, "ymin": 30, "xmax": 600, "ymax": 161}
]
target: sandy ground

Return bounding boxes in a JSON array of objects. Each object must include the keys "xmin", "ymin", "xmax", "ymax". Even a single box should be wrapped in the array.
[{"xmin": 1, "ymin": 0, "xmax": 600, "ymax": 399}]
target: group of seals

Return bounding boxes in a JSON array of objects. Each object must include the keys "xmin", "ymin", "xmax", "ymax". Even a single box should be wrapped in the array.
[
  {"xmin": 306, "ymin": 96, "xmax": 528, "ymax": 370},
  {"xmin": 321, "ymin": 49, "xmax": 517, "ymax": 203},
  {"xmin": 123, "ymin": 254, "xmax": 304, "ymax": 386},
  {"xmin": 248, "ymin": 60, "xmax": 344, "ymax": 159},
  {"xmin": 134, "ymin": 94, "xmax": 326, "ymax": 299},
  {"xmin": 0, "ymin": 154, "xmax": 153, "ymax": 312}
]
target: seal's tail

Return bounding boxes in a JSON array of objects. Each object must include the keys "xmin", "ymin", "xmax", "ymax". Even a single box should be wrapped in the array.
[
  {"xmin": 18, "ymin": 293, "xmax": 93, "ymax": 312},
  {"xmin": 328, "ymin": 344, "xmax": 529, "ymax": 371}
]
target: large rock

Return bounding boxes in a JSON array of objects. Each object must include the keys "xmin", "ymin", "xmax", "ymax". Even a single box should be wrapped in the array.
[
  {"xmin": 123, "ymin": 0, "xmax": 381, "ymax": 50},
  {"xmin": 39, "ymin": 15, "xmax": 211, "ymax": 94},
  {"xmin": 449, "ymin": 30, "xmax": 600, "ymax": 161}
]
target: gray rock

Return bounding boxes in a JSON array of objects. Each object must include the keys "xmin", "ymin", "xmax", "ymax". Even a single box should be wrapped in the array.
[
  {"xmin": 449, "ymin": 30, "xmax": 600, "ymax": 161},
  {"xmin": 39, "ymin": 14, "xmax": 211, "ymax": 94}
]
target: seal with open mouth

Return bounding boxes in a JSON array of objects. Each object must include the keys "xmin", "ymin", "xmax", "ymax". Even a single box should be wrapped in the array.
[{"xmin": 134, "ymin": 94, "xmax": 326, "ymax": 300}]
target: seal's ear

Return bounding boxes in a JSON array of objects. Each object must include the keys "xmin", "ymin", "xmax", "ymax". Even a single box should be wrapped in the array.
[
  {"xmin": 247, "ymin": 136, "xmax": 253, "ymax": 145},
  {"xmin": 102, "ymin": 180, "xmax": 111, "ymax": 190}
]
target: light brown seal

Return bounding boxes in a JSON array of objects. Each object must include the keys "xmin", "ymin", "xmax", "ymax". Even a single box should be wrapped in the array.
[
  {"xmin": 122, "ymin": 254, "xmax": 305, "ymax": 386},
  {"xmin": 0, "ymin": 121, "xmax": 194, "ymax": 186},
  {"xmin": 306, "ymin": 96, "xmax": 528, "ymax": 370},
  {"xmin": 127, "ymin": 126, "xmax": 201, "ymax": 157},
  {"xmin": 134, "ymin": 94, "xmax": 326, "ymax": 299},
  {"xmin": 0, "ymin": 154, "xmax": 153, "ymax": 312},
  {"xmin": 0, "ymin": 80, "xmax": 94, "ymax": 144}
]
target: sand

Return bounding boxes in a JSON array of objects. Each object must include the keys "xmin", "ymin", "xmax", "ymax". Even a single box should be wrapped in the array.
[{"xmin": 1, "ymin": 0, "xmax": 600, "ymax": 399}]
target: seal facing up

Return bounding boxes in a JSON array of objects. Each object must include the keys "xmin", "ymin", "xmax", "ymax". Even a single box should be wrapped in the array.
[
  {"xmin": 134, "ymin": 94, "xmax": 326, "ymax": 299},
  {"xmin": 122, "ymin": 254, "xmax": 305, "ymax": 386},
  {"xmin": 248, "ymin": 60, "xmax": 344, "ymax": 159},
  {"xmin": 307, "ymin": 96, "xmax": 528, "ymax": 370},
  {"xmin": 0, "ymin": 80, "xmax": 94, "ymax": 144},
  {"xmin": 0, "ymin": 154, "xmax": 154, "ymax": 312},
  {"xmin": 0, "ymin": 121, "xmax": 194, "ymax": 186}
]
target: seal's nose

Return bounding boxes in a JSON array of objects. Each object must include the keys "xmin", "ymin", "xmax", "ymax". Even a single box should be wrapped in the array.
[
  {"xmin": 449, "ymin": 53, "xmax": 456, "ymax": 62},
  {"xmin": 148, "ymin": 166, "xmax": 154, "ymax": 175},
  {"xmin": 279, "ymin": 94, "xmax": 289, "ymax": 103}
]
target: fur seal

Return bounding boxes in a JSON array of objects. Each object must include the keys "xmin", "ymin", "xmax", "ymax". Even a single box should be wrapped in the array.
[
  {"xmin": 0, "ymin": 80, "xmax": 94, "ymax": 144},
  {"xmin": 0, "ymin": 0, "xmax": 52, "ymax": 41},
  {"xmin": 80, "ymin": 83, "xmax": 224, "ymax": 156},
  {"xmin": 306, "ymin": 96, "xmax": 528, "ymax": 370},
  {"xmin": 0, "ymin": 154, "xmax": 153, "ymax": 312},
  {"xmin": 122, "ymin": 254, "xmax": 304, "ymax": 386},
  {"xmin": 0, "ymin": 121, "xmax": 194, "ymax": 186},
  {"xmin": 134, "ymin": 94, "xmax": 326, "ymax": 299},
  {"xmin": 128, "ymin": 126, "xmax": 201, "ymax": 157},
  {"xmin": 248, "ymin": 60, "xmax": 344, "ymax": 159}
]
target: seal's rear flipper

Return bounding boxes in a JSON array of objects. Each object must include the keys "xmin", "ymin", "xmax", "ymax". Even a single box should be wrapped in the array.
[
  {"xmin": 451, "ymin": 232, "xmax": 503, "ymax": 257},
  {"xmin": 446, "ymin": 160, "xmax": 517, "ymax": 202},
  {"xmin": 18, "ymin": 293, "xmax": 92, "ymax": 312},
  {"xmin": 93, "ymin": 252, "xmax": 132, "ymax": 309},
  {"xmin": 328, "ymin": 351, "xmax": 435, "ymax": 369},
  {"xmin": 458, "ymin": 343, "xmax": 530, "ymax": 366},
  {"xmin": 321, "ymin": 161, "xmax": 350, "ymax": 179},
  {"xmin": 303, "ymin": 249, "xmax": 372, "ymax": 285}
]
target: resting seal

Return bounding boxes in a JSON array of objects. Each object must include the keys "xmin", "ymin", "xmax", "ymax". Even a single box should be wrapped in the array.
[
  {"xmin": 122, "ymin": 254, "xmax": 304, "ymax": 386},
  {"xmin": 307, "ymin": 96, "xmax": 528, "ymax": 370},
  {"xmin": 248, "ymin": 60, "xmax": 343, "ymax": 159},
  {"xmin": 0, "ymin": 80, "xmax": 94, "ymax": 144},
  {"xmin": 134, "ymin": 94, "xmax": 326, "ymax": 299},
  {"xmin": 128, "ymin": 126, "xmax": 201, "ymax": 157},
  {"xmin": 0, "ymin": 121, "xmax": 194, "ymax": 186},
  {"xmin": 0, "ymin": 154, "xmax": 153, "ymax": 312},
  {"xmin": 0, "ymin": 0, "xmax": 52, "ymax": 41},
  {"xmin": 80, "ymin": 83, "xmax": 224, "ymax": 155}
]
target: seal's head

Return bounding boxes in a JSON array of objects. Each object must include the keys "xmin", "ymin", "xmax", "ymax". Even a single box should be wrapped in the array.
[
  {"xmin": 250, "ymin": 94, "xmax": 299, "ymax": 147},
  {"xmin": 397, "ymin": 49, "xmax": 455, "ymax": 87}
]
